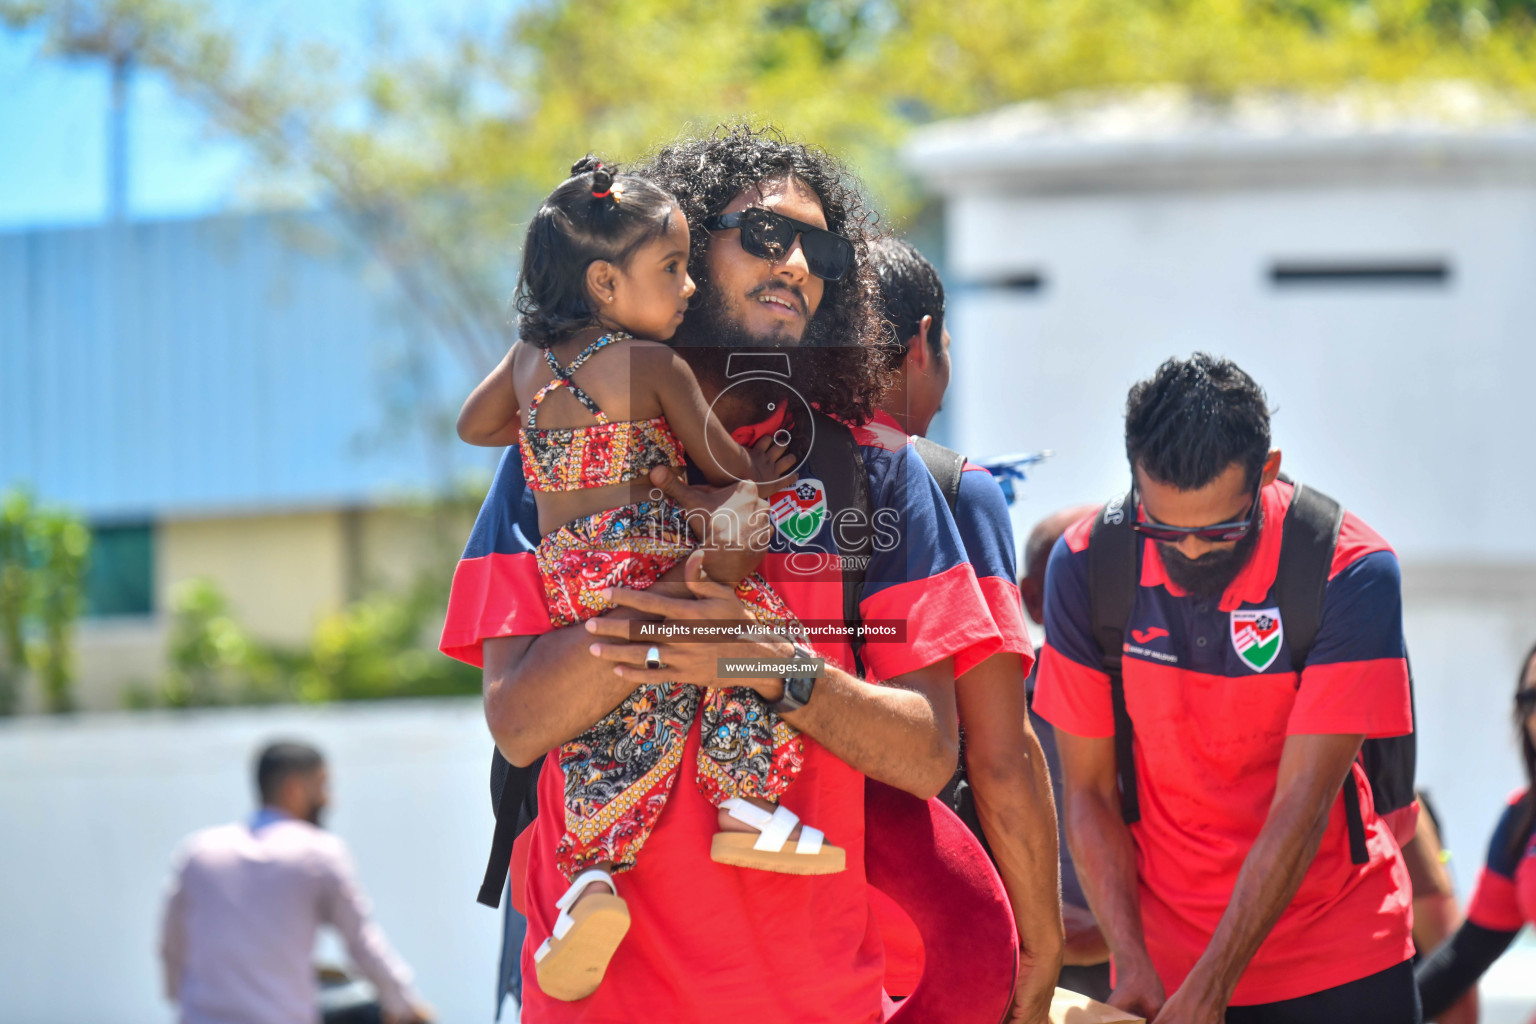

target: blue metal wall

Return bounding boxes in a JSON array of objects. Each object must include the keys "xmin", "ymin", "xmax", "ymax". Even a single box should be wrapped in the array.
[{"xmin": 0, "ymin": 213, "xmax": 495, "ymax": 520}]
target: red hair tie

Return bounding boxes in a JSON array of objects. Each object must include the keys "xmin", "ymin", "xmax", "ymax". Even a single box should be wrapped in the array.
[{"xmin": 591, "ymin": 161, "xmax": 612, "ymax": 199}]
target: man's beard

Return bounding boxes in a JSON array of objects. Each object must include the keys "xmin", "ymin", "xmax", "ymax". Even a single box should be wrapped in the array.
[
  {"xmin": 671, "ymin": 274, "xmax": 841, "ymax": 401},
  {"xmin": 302, "ymin": 801, "xmax": 326, "ymax": 828},
  {"xmin": 1157, "ymin": 511, "xmax": 1262, "ymax": 599}
]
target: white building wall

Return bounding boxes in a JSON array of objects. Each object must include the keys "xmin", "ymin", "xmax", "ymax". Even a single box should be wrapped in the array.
[
  {"xmin": 946, "ymin": 182, "xmax": 1536, "ymax": 564},
  {"xmin": 0, "ymin": 700, "xmax": 505, "ymax": 1024},
  {"xmin": 941, "ymin": 181, "xmax": 1536, "ymax": 903}
]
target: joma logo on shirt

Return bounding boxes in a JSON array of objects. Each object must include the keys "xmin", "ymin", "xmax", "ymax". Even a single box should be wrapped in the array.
[{"xmin": 1131, "ymin": 627, "xmax": 1170, "ymax": 644}]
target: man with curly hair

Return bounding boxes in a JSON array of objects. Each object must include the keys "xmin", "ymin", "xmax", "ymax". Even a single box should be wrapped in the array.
[{"xmin": 442, "ymin": 125, "xmax": 1011, "ymax": 1023}]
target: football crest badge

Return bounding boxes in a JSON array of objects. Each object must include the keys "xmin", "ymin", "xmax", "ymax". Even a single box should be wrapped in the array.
[
  {"xmin": 1230, "ymin": 608, "xmax": 1283, "ymax": 672},
  {"xmin": 770, "ymin": 479, "xmax": 829, "ymax": 545}
]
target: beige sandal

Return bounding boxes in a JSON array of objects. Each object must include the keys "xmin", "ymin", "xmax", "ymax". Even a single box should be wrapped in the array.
[
  {"xmin": 532, "ymin": 868, "xmax": 630, "ymax": 1001},
  {"xmin": 710, "ymin": 797, "xmax": 846, "ymax": 875}
]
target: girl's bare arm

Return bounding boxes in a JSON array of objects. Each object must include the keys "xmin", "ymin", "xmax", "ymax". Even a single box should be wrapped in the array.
[
  {"xmin": 651, "ymin": 349, "xmax": 768, "ymax": 486},
  {"xmin": 457, "ymin": 345, "xmax": 523, "ymax": 447}
]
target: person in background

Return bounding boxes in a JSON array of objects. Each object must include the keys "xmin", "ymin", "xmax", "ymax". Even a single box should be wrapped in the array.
[
  {"xmin": 1036, "ymin": 355, "xmax": 1419, "ymax": 1023},
  {"xmin": 159, "ymin": 741, "xmax": 433, "ymax": 1024},
  {"xmin": 1400, "ymin": 791, "xmax": 1477, "ymax": 1024},
  {"xmin": 1018, "ymin": 504, "xmax": 1113, "ymax": 1002},
  {"xmin": 867, "ymin": 235, "xmax": 1063, "ymax": 1023},
  {"xmin": 1417, "ymin": 643, "xmax": 1536, "ymax": 1020}
]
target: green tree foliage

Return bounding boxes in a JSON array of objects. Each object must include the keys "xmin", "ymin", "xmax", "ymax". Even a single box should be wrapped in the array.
[
  {"xmin": 138, "ymin": 574, "xmax": 479, "ymax": 709},
  {"xmin": 0, "ymin": 489, "xmax": 91, "ymax": 714},
  {"xmin": 0, "ymin": 493, "xmax": 31, "ymax": 715},
  {"xmin": 7, "ymin": 0, "xmax": 1533, "ymax": 375}
]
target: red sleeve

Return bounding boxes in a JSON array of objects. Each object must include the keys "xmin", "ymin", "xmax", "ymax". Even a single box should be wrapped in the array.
[
  {"xmin": 1467, "ymin": 865, "xmax": 1526, "ymax": 932},
  {"xmin": 1286, "ymin": 659, "xmax": 1413, "ymax": 738},
  {"xmin": 965, "ymin": 575, "xmax": 1034, "ymax": 678},
  {"xmin": 438, "ymin": 552, "xmax": 554, "ymax": 667},
  {"xmin": 860, "ymin": 563, "xmax": 1001, "ymax": 682},
  {"xmin": 1517, "ymin": 849, "xmax": 1536, "ymax": 928},
  {"xmin": 1032, "ymin": 645, "xmax": 1115, "ymax": 739}
]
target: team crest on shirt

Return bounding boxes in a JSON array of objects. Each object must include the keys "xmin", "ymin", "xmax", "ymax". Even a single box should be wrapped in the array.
[
  {"xmin": 1230, "ymin": 607, "xmax": 1284, "ymax": 672},
  {"xmin": 770, "ymin": 478, "xmax": 828, "ymax": 545}
]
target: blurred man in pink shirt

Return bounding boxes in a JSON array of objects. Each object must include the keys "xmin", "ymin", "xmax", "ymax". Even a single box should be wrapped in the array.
[{"xmin": 159, "ymin": 741, "xmax": 433, "ymax": 1024}]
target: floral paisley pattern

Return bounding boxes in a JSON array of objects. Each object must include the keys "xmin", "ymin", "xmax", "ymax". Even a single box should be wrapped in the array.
[
  {"xmin": 520, "ymin": 416, "xmax": 684, "ymax": 493},
  {"xmin": 547, "ymin": 499, "xmax": 808, "ymax": 879}
]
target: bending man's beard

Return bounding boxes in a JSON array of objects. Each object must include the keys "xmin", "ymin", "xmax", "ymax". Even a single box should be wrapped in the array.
[{"xmin": 1157, "ymin": 513, "xmax": 1262, "ymax": 599}]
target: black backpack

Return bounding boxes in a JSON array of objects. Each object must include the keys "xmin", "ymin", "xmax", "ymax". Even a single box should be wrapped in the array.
[
  {"xmin": 1086, "ymin": 478, "xmax": 1416, "ymax": 865},
  {"xmin": 476, "ymin": 413, "xmax": 880, "ymax": 907}
]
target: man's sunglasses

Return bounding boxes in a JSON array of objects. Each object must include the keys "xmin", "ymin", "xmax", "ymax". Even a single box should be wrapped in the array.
[
  {"xmin": 1516, "ymin": 689, "xmax": 1536, "ymax": 716},
  {"xmin": 1131, "ymin": 474, "xmax": 1265, "ymax": 544},
  {"xmin": 703, "ymin": 208, "xmax": 854, "ymax": 282}
]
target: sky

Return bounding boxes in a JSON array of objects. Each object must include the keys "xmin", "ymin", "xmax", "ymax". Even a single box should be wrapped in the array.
[{"xmin": 0, "ymin": 0, "xmax": 519, "ymax": 230}]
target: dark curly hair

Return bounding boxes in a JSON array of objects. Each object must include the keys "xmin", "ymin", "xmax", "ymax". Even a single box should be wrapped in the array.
[
  {"xmin": 514, "ymin": 155, "xmax": 680, "ymax": 348},
  {"xmin": 1125, "ymin": 353, "xmax": 1272, "ymax": 491},
  {"xmin": 869, "ymin": 235, "xmax": 945, "ymax": 370},
  {"xmin": 635, "ymin": 123, "xmax": 891, "ymax": 423}
]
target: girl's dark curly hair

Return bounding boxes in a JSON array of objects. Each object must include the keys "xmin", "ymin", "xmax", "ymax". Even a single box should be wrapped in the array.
[
  {"xmin": 514, "ymin": 155, "xmax": 680, "ymax": 348},
  {"xmin": 636, "ymin": 123, "xmax": 891, "ymax": 423}
]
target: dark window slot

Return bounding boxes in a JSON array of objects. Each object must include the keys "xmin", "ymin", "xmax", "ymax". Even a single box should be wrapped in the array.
[
  {"xmin": 1270, "ymin": 262, "xmax": 1450, "ymax": 286},
  {"xmin": 968, "ymin": 273, "xmax": 1046, "ymax": 293}
]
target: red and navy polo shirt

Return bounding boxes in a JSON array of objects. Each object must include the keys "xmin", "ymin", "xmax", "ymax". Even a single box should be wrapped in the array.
[
  {"xmin": 439, "ymin": 415, "xmax": 1001, "ymax": 1024},
  {"xmin": 1033, "ymin": 479, "xmax": 1415, "ymax": 1005},
  {"xmin": 1466, "ymin": 789, "xmax": 1536, "ymax": 933},
  {"xmin": 866, "ymin": 412, "xmax": 1036, "ymax": 996}
]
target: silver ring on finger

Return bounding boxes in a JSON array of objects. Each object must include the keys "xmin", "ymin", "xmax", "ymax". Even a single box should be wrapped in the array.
[{"xmin": 645, "ymin": 646, "xmax": 663, "ymax": 671}]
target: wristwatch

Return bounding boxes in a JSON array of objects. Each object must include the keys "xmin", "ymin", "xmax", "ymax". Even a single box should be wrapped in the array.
[{"xmin": 767, "ymin": 643, "xmax": 820, "ymax": 715}]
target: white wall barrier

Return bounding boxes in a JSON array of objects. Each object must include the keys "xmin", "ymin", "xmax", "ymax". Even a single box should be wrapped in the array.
[{"xmin": 0, "ymin": 699, "xmax": 504, "ymax": 1024}]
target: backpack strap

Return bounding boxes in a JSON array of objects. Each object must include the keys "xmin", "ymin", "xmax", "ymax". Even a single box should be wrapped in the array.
[
  {"xmin": 1088, "ymin": 492, "xmax": 1141, "ymax": 824},
  {"xmin": 1274, "ymin": 480, "xmax": 1342, "ymax": 668},
  {"xmin": 1273, "ymin": 480, "xmax": 1369, "ymax": 864},
  {"xmin": 913, "ymin": 436, "xmax": 966, "ymax": 517},
  {"xmin": 813, "ymin": 414, "xmax": 873, "ymax": 672},
  {"xmin": 477, "ymin": 749, "xmax": 542, "ymax": 908}
]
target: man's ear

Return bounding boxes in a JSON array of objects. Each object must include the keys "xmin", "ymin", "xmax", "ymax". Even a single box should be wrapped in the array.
[
  {"xmin": 1261, "ymin": 449, "xmax": 1283, "ymax": 486},
  {"xmin": 906, "ymin": 314, "xmax": 934, "ymax": 370},
  {"xmin": 586, "ymin": 259, "xmax": 618, "ymax": 307}
]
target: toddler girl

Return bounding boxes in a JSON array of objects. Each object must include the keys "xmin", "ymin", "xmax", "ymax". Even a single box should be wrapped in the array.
[{"xmin": 458, "ymin": 158, "xmax": 844, "ymax": 1002}]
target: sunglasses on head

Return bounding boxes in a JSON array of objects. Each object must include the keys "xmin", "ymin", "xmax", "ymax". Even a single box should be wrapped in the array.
[
  {"xmin": 1517, "ymin": 689, "xmax": 1536, "ymax": 715},
  {"xmin": 703, "ymin": 208, "xmax": 854, "ymax": 282},
  {"xmin": 1131, "ymin": 473, "xmax": 1265, "ymax": 544}
]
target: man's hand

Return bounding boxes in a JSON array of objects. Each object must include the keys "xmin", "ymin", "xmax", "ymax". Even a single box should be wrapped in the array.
[
  {"xmin": 1007, "ymin": 951, "xmax": 1058, "ymax": 1024},
  {"xmin": 585, "ymin": 550, "xmax": 793, "ymax": 699},
  {"xmin": 648, "ymin": 465, "xmax": 774, "ymax": 582},
  {"xmin": 1150, "ymin": 981, "xmax": 1224, "ymax": 1024},
  {"xmin": 1107, "ymin": 963, "xmax": 1167, "ymax": 1022}
]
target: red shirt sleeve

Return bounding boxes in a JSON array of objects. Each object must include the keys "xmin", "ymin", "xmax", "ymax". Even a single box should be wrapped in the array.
[
  {"xmin": 1286, "ymin": 550, "xmax": 1411, "ymax": 738},
  {"xmin": 1030, "ymin": 532, "xmax": 1114, "ymax": 738}
]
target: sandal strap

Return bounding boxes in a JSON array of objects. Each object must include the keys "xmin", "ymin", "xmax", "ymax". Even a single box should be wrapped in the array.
[
  {"xmin": 722, "ymin": 797, "xmax": 809, "ymax": 853},
  {"xmin": 753, "ymin": 805, "xmax": 801, "ymax": 853},
  {"xmin": 795, "ymin": 825, "xmax": 825, "ymax": 855},
  {"xmin": 555, "ymin": 867, "xmax": 616, "ymax": 912},
  {"xmin": 721, "ymin": 797, "xmax": 773, "ymax": 830}
]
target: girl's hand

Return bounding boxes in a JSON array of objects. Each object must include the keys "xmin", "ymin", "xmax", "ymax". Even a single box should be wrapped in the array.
[
  {"xmin": 748, "ymin": 433, "xmax": 797, "ymax": 497},
  {"xmin": 648, "ymin": 466, "xmax": 773, "ymax": 582}
]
